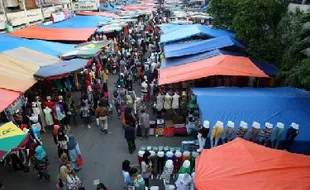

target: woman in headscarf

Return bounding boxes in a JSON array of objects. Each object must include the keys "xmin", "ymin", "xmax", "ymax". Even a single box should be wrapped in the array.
[
  {"xmin": 67, "ymin": 135, "xmax": 82, "ymax": 171},
  {"xmin": 56, "ymin": 128, "xmax": 69, "ymax": 158},
  {"xmin": 32, "ymin": 145, "xmax": 50, "ymax": 183}
]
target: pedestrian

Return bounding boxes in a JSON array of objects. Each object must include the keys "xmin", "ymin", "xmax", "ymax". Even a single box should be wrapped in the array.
[
  {"xmin": 139, "ymin": 108, "xmax": 150, "ymax": 140},
  {"xmin": 95, "ymin": 102, "xmax": 109, "ymax": 134},
  {"xmin": 80, "ymin": 101, "xmax": 91, "ymax": 128},
  {"xmin": 97, "ymin": 183, "xmax": 108, "ymax": 190},
  {"xmin": 56, "ymin": 128, "xmax": 69, "ymax": 158},
  {"xmin": 59, "ymin": 152, "xmax": 70, "ymax": 167},
  {"xmin": 67, "ymin": 135, "xmax": 82, "ymax": 171},
  {"xmin": 141, "ymin": 151, "xmax": 152, "ymax": 188},
  {"xmin": 125, "ymin": 167, "xmax": 138, "ymax": 187},
  {"xmin": 123, "ymin": 121, "xmax": 136, "ymax": 154},
  {"xmin": 32, "ymin": 145, "xmax": 50, "ymax": 183},
  {"xmin": 122, "ymin": 160, "xmax": 132, "ymax": 184},
  {"xmin": 10, "ymin": 151, "xmax": 27, "ymax": 172}
]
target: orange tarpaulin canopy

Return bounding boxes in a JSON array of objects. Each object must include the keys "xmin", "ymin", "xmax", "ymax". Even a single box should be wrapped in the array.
[
  {"xmin": 10, "ymin": 26, "xmax": 96, "ymax": 41},
  {"xmin": 159, "ymin": 55, "xmax": 268, "ymax": 85},
  {"xmin": 195, "ymin": 138, "xmax": 310, "ymax": 190},
  {"xmin": 0, "ymin": 89, "xmax": 21, "ymax": 112},
  {"xmin": 77, "ymin": 11, "xmax": 119, "ymax": 18}
]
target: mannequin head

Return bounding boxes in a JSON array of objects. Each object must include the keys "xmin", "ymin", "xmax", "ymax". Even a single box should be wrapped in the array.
[
  {"xmin": 203, "ymin": 120, "xmax": 209, "ymax": 129},
  {"xmin": 227, "ymin": 121, "xmax": 234, "ymax": 128},
  {"xmin": 35, "ymin": 96, "xmax": 40, "ymax": 101},
  {"xmin": 240, "ymin": 121, "xmax": 248, "ymax": 129},
  {"xmin": 157, "ymin": 151, "xmax": 165, "ymax": 157},
  {"xmin": 175, "ymin": 151, "xmax": 182, "ymax": 158},
  {"xmin": 291, "ymin": 122, "xmax": 299, "ymax": 130},
  {"xmin": 58, "ymin": 96, "xmax": 63, "ymax": 103},
  {"xmin": 149, "ymin": 151, "xmax": 155, "ymax": 157},
  {"xmin": 265, "ymin": 122, "xmax": 273, "ymax": 129},
  {"xmin": 182, "ymin": 160, "xmax": 190, "ymax": 169},
  {"xmin": 182, "ymin": 91, "xmax": 186, "ymax": 96},
  {"xmin": 252, "ymin": 121, "xmax": 260, "ymax": 129},
  {"xmin": 166, "ymin": 151, "xmax": 174, "ymax": 158},
  {"xmin": 215, "ymin": 121, "xmax": 224, "ymax": 128},
  {"xmin": 165, "ymin": 160, "xmax": 173, "ymax": 169},
  {"xmin": 276, "ymin": 122, "xmax": 284, "ymax": 129}
]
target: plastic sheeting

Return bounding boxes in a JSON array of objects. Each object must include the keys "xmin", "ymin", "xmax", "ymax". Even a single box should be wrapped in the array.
[
  {"xmin": 10, "ymin": 26, "xmax": 96, "ymax": 41},
  {"xmin": 159, "ymin": 55, "xmax": 268, "ymax": 85},
  {"xmin": 2, "ymin": 47, "xmax": 59, "ymax": 66},
  {"xmin": 195, "ymin": 138, "xmax": 310, "ymax": 190},
  {"xmin": 34, "ymin": 59, "xmax": 87, "ymax": 79},
  {"xmin": 0, "ymin": 89, "xmax": 21, "ymax": 112},
  {"xmin": 159, "ymin": 24, "xmax": 189, "ymax": 34},
  {"xmin": 99, "ymin": 3, "xmax": 120, "ymax": 13},
  {"xmin": 192, "ymin": 87, "xmax": 310, "ymax": 143},
  {"xmin": 160, "ymin": 24, "xmax": 235, "ymax": 44},
  {"xmin": 39, "ymin": 16, "xmax": 112, "ymax": 28},
  {"xmin": 0, "ymin": 54, "xmax": 38, "ymax": 92},
  {"xmin": 164, "ymin": 36, "xmax": 244, "ymax": 58},
  {"xmin": 0, "ymin": 34, "xmax": 75, "ymax": 57},
  {"xmin": 76, "ymin": 11, "xmax": 119, "ymax": 18}
]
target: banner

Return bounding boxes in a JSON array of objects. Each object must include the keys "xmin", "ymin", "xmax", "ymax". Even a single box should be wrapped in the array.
[
  {"xmin": 73, "ymin": 2, "xmax": 98, "ymax": 11},
  {"xmin": 51, "ymin": 10, "xmax": 71, "ymax": 23}
]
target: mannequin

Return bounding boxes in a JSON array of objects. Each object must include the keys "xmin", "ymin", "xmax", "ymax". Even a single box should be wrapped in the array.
[
  {"xmin": 258, "ymin": 122, "xmax": 273, "ymax": 146},
  {"xmin": 180, "ymin": 91, "xmax": 187, "ymax": 110},
  {"xmin": 174, "ymin": 151, "xmax": 182, "ymax": 179},
  {"xmin": 247, "ymin": 122, "xmax": 261, "ymax": 142},
  {"xmin": 222, "ymin": 121, "xmax": 235, "ymax": 143},
  {"xmin": 164, "ymin": 92, "xmax": 172, "ymax": 110},
  {"xmin": 161, "ymin": 160, "xmax": 174, "ymax": 184},
  {"xmin": 271, "ymin": 122, "xmax": 285, "ymax": 149},
  {"xmin": 138, "ymin": 150, "xmax": 145, "ymax": 167},
  {"xmin": 172, "ymin": 92, "xmax": 180, "ymax": 110},
  {"xmin": 156, "ymin": 92, "xmax": 164, "ymax": 116},
  {"xmin": 236, "ymin": 121, "xmax": 248, "ymax": 138},
  {"xmin": 283, "ymin": 122, "xmax": 299, "ymax": 150},
  {"xmin": 210, "ymin": 121, "xmax": 224, "ymax": 148},
  {"xmin": 190, "ymin": 172, "xmax": 195, "ymax": 190},
  {"xmin": 175, "ymin": 173, "xmax": 193, "ymax": 190},
  {"xmin": 166, "ymin": 151, "xmax": 174, "ymax": 161},
  {"xmin": 29, "ymin": 114, "xmax": 42, "ymax": 132},
  {"xmin": 157, "ymin": 151, "xmax": 165, "ymax": 178},
  {"xmin": 182, "ymin": 151, "xmax": 191, "ymax": 163},
  {"xmin": 149, "ymin": 151, "xmax": 158, "ymax": 179},
  {"xmin": 58, "ymin": 96, "xmax": 69, "ymax": 131},
  {"xmin": 197, "ymin": 120, "xmax": 209, "ymax": 152},
  {"xmin": 190, "ymin": 152, "xmax": 198, "ymax": 172},
  {"xmin": 44, "ymin": 96, "xmax": 55, "ymax": 110},
  {"xmin": 43, "ymin": 106, "xmax": 54, "ymax": 127},
  {"xmin": 177, "ymin": 160, "xmax": 191, "ymax": 178},
  {"xmin": 34, "ymin": 96, "xmax": 46, "ymax": 130}
]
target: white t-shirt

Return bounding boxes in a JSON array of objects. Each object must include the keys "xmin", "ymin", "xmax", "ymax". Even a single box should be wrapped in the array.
[
  {"xmin": 156, "ymin": 94, "xmax": 164, "ymax": 111},
  {"xmin": 141, "ymin": 82, "xmax": 148, "ymax": 93},
  {"xmin": 172, "ymin": 94, "xmax": 180, "ymax": 109},
  {"xmin": 164, "ymin": 94, "xmax": 172, "ymax": 110}
]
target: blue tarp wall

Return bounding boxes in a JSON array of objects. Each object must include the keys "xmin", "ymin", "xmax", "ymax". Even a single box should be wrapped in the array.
[
  {"xmin": 192, "ymin": 87, "xmax": 310, "ymax": 154},
  {"xmin": 0, "ymin": 34, "xmax": 74, "ymax": 57},
  {"xmin": 34, "ymin": 59, "xmax": 87, "ymax": 78},
  {"xmin": 160, "ymin": 24, "xmax": 235, "ymax": 44},
  {"xmin": 164, "ymin": 35, "xmax": 244, "ymax": 58},
  {"xmin": 39, "ymin": 16, "xmax": 112, "ymax": 28}
]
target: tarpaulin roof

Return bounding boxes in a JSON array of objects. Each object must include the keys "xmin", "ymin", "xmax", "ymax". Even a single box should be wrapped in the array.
[
  {"xmin": 2, "ymin": 47, "xmax": 59, "ymax": 66},
  {"xmin": 0, "ymin": 89, "xmax": 21, "ymax": 112},
  {"xmin": 191, "ymin": 87, "xmax": 310, "ymax": 150},
  {"xmin": 195, "ymin": 138, "xmax": 310, "ymax": 190},
  {"xmin": 76, "ymin": 11, "xmax": 119, "ymax": 18},
  {"xmin": 121, "ymin": 5, "xmax": 153, "ymax": 11},
  {"xmin": 160, "ymin": 24, "xmax": 235, "ymax": 44},
  {"xmin": 34, "ymin": 59, "xmax": 87, "ymax": 79},
  {"xmin": 164, "ymin": 36, "xmax": 244, "ymax": 58},
  {"xmin": 0, "ymin": 34, "xmax": 75, "ymax": 57},
  {"xmin": 99, "ymin": 3, "xmax": 120, "ymax": 13},
  {"xmin": 10, "ymin": 26, "xmax": 96, "ymax": 41},
  {"xmin": 251, "ymin": 59, "xmax": 279, "ymax": 77},
  {"xmin": 159, "ymin": 24, "xmax": 189, "ymax": 34},
  {"xmin": 159, "ymin": 55, "xmax": 268, "ymax": 85},
  {"xmin": 0, "ymin": 54, "xmax": 38, "ymax": 92},
  {"xmin": 39, "ymin": 16, "xmax": 112, "ymax": 28},
  {"xmin": 0, "ymin": 122, "xmax": 29, "ymax": 161}
]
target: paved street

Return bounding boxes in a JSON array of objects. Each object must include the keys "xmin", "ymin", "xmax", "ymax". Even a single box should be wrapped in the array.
[{"xmin": 0, "ymin": 75, "xmax": 189, "ymax": 190}]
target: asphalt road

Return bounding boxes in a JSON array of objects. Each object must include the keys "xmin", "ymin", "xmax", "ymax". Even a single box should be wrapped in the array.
[{"xmin": 0, "ymin": 74, "xmax": 189, "ymax": 190}]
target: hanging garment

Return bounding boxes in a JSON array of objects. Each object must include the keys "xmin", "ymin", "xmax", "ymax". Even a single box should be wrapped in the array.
[
  {"xmin": 271, "ymin": 127, "xmax": 284, "ymax": 149},
  {"xmin": 236, "ymin": 127, "xmax": 248, "ymax": 138},
  {"xmin": 156, "ymin": 94, "xmax": 164, "ymax": 111},
  {"xmin": 180, "ymin": 94, "xmax": 187, "ymax": 110},
  {"xmin": 36, "ymin": 101, "xmax": 46, "ymax": 127},
  {"xmin": 211, "ymin": 126, "xmax": 224, "ymax": 139},
  {"xmin": 150, "ymin": 155, "xmax": 158, "ymax": 176},
  {"xmin": 258, "ymin": 127, "xmax": 273, "ymax": 145},
  {"xmin": 157, "ymin": 155, "xmax": 165, "ymax": 175},
  {"xmin": 43, "ymin": 107, "xmax": 54, "ymax": 126},
  {"xmin": 138, "ymin": 151, "xmax": 145, "ymax": 167},
  {"xmin": 283, "ymin": 127, "xmax": 299, "ymax": 149},
  {"xmin": 164, "ymin": 94, "xmax": 172, "ymax": 110},
  {"xmin": 173, "ymin": 153, "xmax": 182, "ymax": 174},
  {"xmin": 222, "ymin": 127, "xmax": 234, "ymax": 142},
  {"xmin": 172, "ymin": 94, "xmax": 180, "ymax": 109},
  {"xmin": 190, "ymin": 152, "xmax": 198, "ymax": 172},
  {"xmin": 176, "ymin": 174, "xmax": 193, "ymax": 190},
  {"xmin": 247, "ymin": 127, "xmax": 260, "ymax": 142},
  {"xmin": 197, "ymin": 133, "xmax": 206, "ymax": 151},
  {"xmin": 166, "ymin": 151, "xmax": 174, "ymax": 161},
  {"xmin": 182, "ymin": 151, "xmax": 191, "ymax": 163}
]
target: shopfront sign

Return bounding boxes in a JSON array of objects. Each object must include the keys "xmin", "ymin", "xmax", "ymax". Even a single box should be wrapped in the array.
[
  {"xmin": 73, "ymin": 2, "xmax": 98, "ymax": 11},
  {"xmin": 51, "ymin": 10, "xmax": 71, "ymax": 23}
]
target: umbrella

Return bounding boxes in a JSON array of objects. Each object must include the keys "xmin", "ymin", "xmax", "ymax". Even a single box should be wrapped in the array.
[{"xmin": 0, "ymin": 122, "xmax": 29, "ymax": 161}]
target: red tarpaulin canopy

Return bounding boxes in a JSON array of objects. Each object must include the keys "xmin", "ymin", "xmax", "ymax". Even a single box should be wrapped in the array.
[
  {"xmin": 159, "ymin": 55, "xmax": 269, "ymax": 85},
  {"xmin": 195, "ymin": 138, "xmax": 310, "ymax": 190},
  {"xmin": 10, "ymin": 26, "xmax": 96, "ymax": 41},
  {"xmin": 0, "ymin": 89, "xmax": 21, "ymax": 112},
  {"xmin": 77, "ymin": 11, "xmax": 119, "ymax": 18}
]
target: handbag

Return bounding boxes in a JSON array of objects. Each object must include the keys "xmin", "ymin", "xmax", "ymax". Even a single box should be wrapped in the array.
[{"xmin": 76, "ymin": 155, "xmax": 83, "ymax": 167}]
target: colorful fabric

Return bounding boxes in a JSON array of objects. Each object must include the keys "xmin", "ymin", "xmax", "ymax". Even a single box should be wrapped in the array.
[
  {"xmin": 258, "ymin": 127, "xmax": 273, "ymax": 143},
  {"xmin": 236, "ymin": 127, "xmax": 248, "ymax": 138}
]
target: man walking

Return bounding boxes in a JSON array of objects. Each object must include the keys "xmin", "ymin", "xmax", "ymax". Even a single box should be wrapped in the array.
[
  {"xmin": 123, "ymin": 121, "xmax": 136, "ymax": 154},
  {"xmin": 95, "ymin": 102, "xmax": 109, "ymax": 134},
  {"xmin": 139, "ymin": 108, "xmax": 150, "ymax": 140}
]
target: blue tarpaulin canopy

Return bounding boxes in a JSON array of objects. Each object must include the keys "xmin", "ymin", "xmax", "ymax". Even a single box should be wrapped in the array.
[
  {"xmin": 160, "ymin": 24, "xmax": 235, "ymax": 44},
  {"xmin": 39, "ymin": 16, "xmax": 112, "ymax": 28},
  {"xmin": 164, "ymin": 35, "xmax": 244, "ymax": 58},
  {"xmin": 159, "ymin": 24, "xmax": 190, "ymax": 34},
  {"xmin": 192, "ymin": 87, "xmax": 310, "ymax": 153},
  {"xmin": 34, "ymin": 59, "xmax": 87, "ymax": 78},
  {"xmin": 99, "ymin": 3, "xmax": 120, "ymax": 12},
  {"xmin": 0, "ymin": 34, "xmax": 74, "ymax": 57}
]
